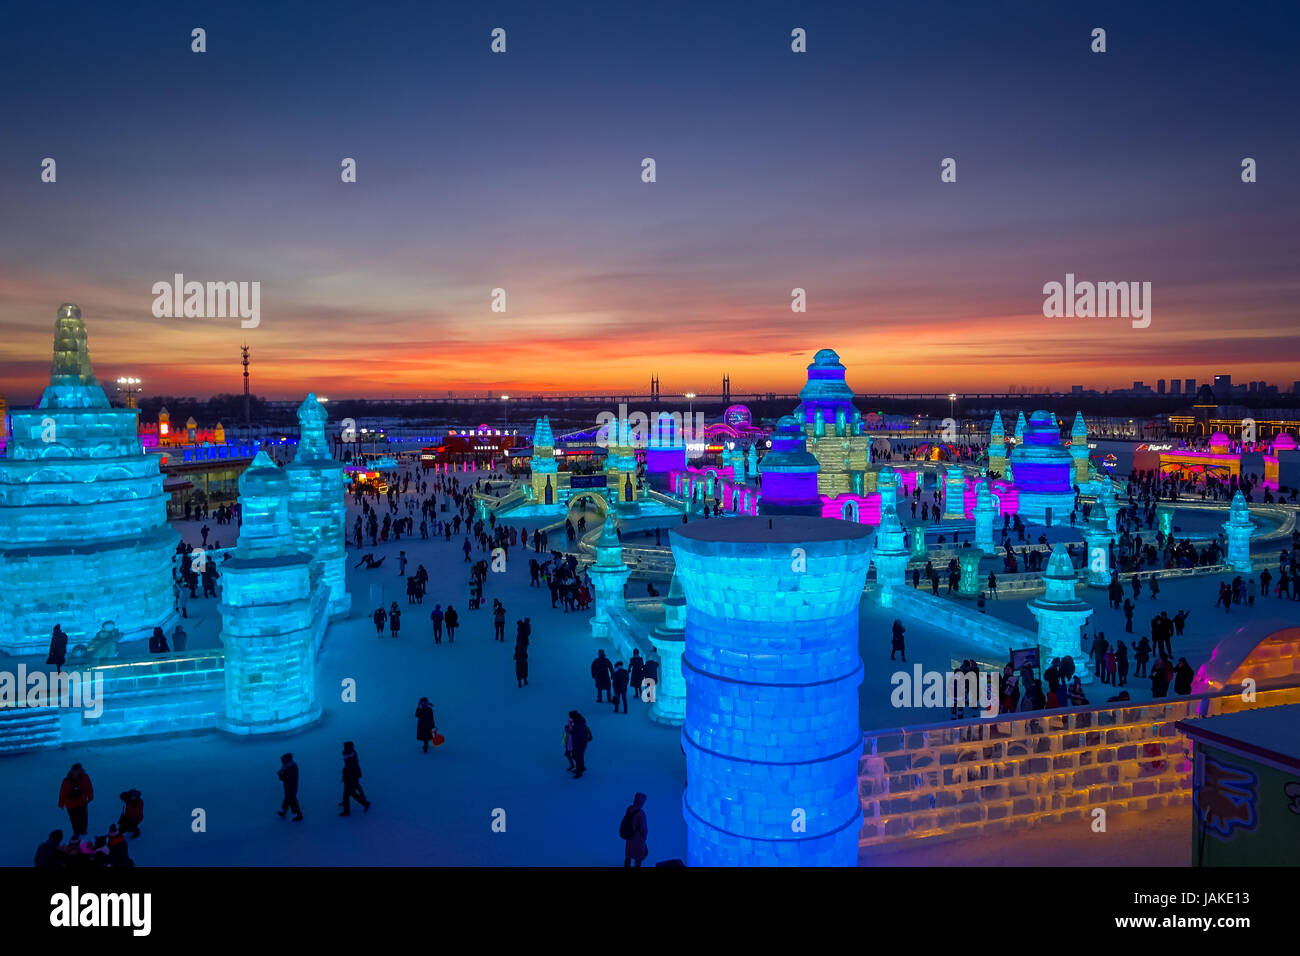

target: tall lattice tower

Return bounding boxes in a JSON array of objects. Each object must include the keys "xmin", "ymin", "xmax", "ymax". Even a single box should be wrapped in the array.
[{"xmin": 241, "ymin": 342, "xmax": 251, "ymax": 429}]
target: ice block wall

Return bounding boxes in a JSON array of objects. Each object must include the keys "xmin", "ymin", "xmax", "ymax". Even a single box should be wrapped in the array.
[{"xmin": 672, "ymin": 516, "xmax": 872, "ymax": 866}]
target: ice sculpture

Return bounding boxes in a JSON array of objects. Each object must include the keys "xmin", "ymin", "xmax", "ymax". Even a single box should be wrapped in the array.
[
  {"xmin": 793, "ymin": 349, "xmax": 871, "ymax": 496},
  {"xmin": 285, "ymin": 393, "xmax": 351, "ymax": 619},
  {"xmin": 647, "ymin": 574, "xmax": 687, "ymax": 725},
  {"xmin": 757, "ymin": 416, "xmax": 822, "ymax": 516},
  {"xmin": 871, "ymin": 466, "xmax": 908, "ymax": 606},
  {"xmin": 672, "ymin": 516, "xmax": 873, "ymax": 865},
  {"xmin": 0, "ymin": 304, "xmax": 179, "ymax": 654},
  {"xmin": 957, "ymin": 548, "xmax": 985, "ymax": 596},
  {"xmin": 1027, "ymin": 545, "xmax": 1094, "ymax": 680},
  {"xmin": 645, "ymin": 412, "xmax": 687, "ymax": 483},
  {"xmin": 529, "ymin": 416, "xmax": 558, "ymax": 505},
  {"xmin": 1081, "ymin": 498, "xmax": 1115, "ymax": 588},
  {"xmin": 1224, "ymin": 491, "xmax": 1254, "ymax": 573},
  {"xmin": 943, "ymin": 466, "xmax": 966, "ymax": 518},
  {"xmin": 973, "ymin": 480, "xmax": 997, "ymax": 552},
  {"xmin": 987, "ymin": 412, "xmax": 1008, "ymax": 475},
  {"xmin": 588, "ymin": 513, "xmax": 630, "ymax": 640},
  {"xmin": 217, "ymin": 451, "xmax": 324, "ymax": 734},
  {"xmin": 1070, "ymin": 412, "xmax": 1090, "ymax": 486},
  {"xmin": 1008, "ymin": 411, "xmax": 1074, "ymax": 526}
]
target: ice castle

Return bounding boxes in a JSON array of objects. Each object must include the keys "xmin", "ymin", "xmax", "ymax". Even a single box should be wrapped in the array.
[{"xmin": 0, "ymin": 305, "xmax": 179, "ymax": 654}]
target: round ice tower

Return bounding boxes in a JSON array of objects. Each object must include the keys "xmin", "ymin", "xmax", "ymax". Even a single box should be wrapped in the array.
[
  {"xmin": 217, "ymin": 451, "xmax": 324, "ymax": 735},
  {"xmin": 1009, "ymin": 411, "xmax": 1074, "ymax": 526},
  {"xmin": 672, "ymin": 516, "xmax": 873, "ymax": 866},
  {"xmin": 758, "ymin": 415, "xmax": 822, "ymax": 516}
]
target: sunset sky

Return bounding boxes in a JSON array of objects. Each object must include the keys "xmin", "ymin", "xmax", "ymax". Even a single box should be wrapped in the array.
[{"xmin": 2, "ymin": 0, "xmax": 1297, "ymax": 402}]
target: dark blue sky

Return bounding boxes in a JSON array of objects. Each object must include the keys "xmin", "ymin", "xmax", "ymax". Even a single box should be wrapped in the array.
[{"xmin": 2, "ymin": 0, "xmax": 1297, "ymax": 399}]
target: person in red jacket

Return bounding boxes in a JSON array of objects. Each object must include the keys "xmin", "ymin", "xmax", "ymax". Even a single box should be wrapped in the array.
[{"xmin": 57, "ymin": 763, "xmax": 94, "ymax": 837}]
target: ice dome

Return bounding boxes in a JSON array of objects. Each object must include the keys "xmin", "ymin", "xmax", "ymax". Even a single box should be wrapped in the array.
[{"xmin": 1273, "ymin": 433, "xmax": 1297, "ymax": 451}]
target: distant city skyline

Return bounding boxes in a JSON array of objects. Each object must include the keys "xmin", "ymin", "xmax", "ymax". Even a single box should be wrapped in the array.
[{"xmin": 2, "ymin": 1, "xmax": 1297, "ymax": 402}]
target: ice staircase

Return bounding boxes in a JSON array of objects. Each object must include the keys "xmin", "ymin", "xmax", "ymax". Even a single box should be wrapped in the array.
[{"xmin": 0, "ymin": 705, "xmax": 62, "ymax": 755}]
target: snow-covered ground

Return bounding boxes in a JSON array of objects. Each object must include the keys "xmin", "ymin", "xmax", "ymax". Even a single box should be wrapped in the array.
[{"xmin": 3, "ymin": 473, "xmax": 1291, "ymax": 866}]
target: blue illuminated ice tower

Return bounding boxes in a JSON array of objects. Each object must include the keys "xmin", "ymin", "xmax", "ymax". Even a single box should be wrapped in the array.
[
  {"xmin": 217, "ymin": 451, "xmax": 325, "ymax": 734},
  {"xmin": 1009, "ymin": 411, "xmax": 1074, "ymax": 526},
  {"xmin": 285, "ymin": 393, "xmax": 351, "ymax": 620},
  {"xmin": 0, "ymin": 304, "xmax": 178, "ymax": 654},
  {"xmin": 588, "ymin": 513, "xmax": 630, "ymax": 641},
  {"xmin": 1223, "ymin": 491, "xmax": 1254, "ymax": 572},
  {"xmin": 672, "ymin": 516, "xmax": 873, "ymax": 865},
  {"xmin": 757, "ymin": 416, "xmax": 822, "ymax": 516},
  {"xmin": 871, "ymin": 466, "xmax": 909, "ymax": 607}
]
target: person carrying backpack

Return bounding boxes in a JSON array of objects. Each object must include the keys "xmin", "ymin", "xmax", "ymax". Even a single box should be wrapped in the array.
[{"xmin": 620, "ymin": 792, "xmax": 649, "ymax": 867}]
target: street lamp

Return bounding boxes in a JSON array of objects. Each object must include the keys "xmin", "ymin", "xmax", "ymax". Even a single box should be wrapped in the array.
[
  {"xmin": 685, "ymin": 392, "xmax": 696, "ymax": 419},
  {"xmin": 948, "ymin": 393, "xmax": 957, "ymax": 422},
  {"xmin": 501, "ymin": 395, "xmax": 509, "ymax": 427},
  {"xmin": 116, "ymin": 376, "xmax": 141, "ymax": 410}
]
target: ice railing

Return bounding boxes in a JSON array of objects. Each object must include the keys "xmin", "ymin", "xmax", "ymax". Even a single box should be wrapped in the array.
[{"xmin": 858, "ymin": 680, "xmax": 1300, "ymax": 847}]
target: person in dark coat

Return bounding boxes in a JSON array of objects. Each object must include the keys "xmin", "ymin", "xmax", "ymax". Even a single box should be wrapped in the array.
[
  {"xmin": 339, "ymin": 741, "xmax": 370, "ymax": 815},
  {"xmin": 622, "ymin": 792, "xmax": 649, "ymax": 867},
  {"xmin": 890, "ymin": 620, "xmax": 906, "ymax": 661},
  {"xmin": 430, "ymin": 604, "xmax": 443, "ymax": 643},
  {"xmin": 569, "ymin": 711, "xmax": 590, "ymax": 778},
  {"xmin": 415, "ymin": 698, "xmax": 437, "ymax": 752},
  {"xmin": 47, "ymin": 624, "xmax": 68, "ymax": 673},
  {"xmin": 611, "ymin": 661, "xmax": 630, "ymax": 713},
  {"xmin": 444, "ymin": 605, "xmax": 459, "ymax": 642},
  {"xmin": 514, "ymin": 642, "xmax": 529, "ymax": 687},
  {"xmin": 591, "ymin": 650, "xmax": 614, "ymax": 702},
  {"xmin": 34, "ymin": 830, "xmax": 64, "ymax": 868},
  {"xmin": 276, "ymin": 753, "xmax": 302, "ymax": 820},
  {"xmin": 149, "ymin": 626, "xmax": 170, "ymax": 654},
  {"xmin": 1173, "ymin": 657, "xmax": 1195, "ymax": 695},
  {"xmin": 57, "ymin": 764, "xmax": 94, "ymax": 837},
  {"xmin": 628, "ymin": 651, "xmax": 645, "ymax": 702}
]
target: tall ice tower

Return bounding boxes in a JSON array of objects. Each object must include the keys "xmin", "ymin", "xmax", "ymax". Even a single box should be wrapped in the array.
[{"xmin": 0, "ymin": 305, "xmax": 179, "ymax": 653}]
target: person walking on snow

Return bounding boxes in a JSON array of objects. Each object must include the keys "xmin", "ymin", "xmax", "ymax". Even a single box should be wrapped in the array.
[
  {"xmin": 276, "ymin": 753, "xmax": 302, "ymax": 821},
  {"xmin": 620, "ymin": 792, "xmax": 649, "ymax": 867},
  {"xmin": 415, "ymin": 698, "xmax": 437, "ymax": 753}
]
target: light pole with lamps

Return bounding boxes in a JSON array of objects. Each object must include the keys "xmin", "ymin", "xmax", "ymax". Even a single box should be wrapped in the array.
[
  {"xmin": 501, "ymin": 394, "xmax": 510, "ymax": 428},
  {"xmin": 685, "ymin": 392, "xmax": 696, "ymax": 420},
  {"xmin": 116, "ymin": 376, "xmax": 142, "ymax": 409}
]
